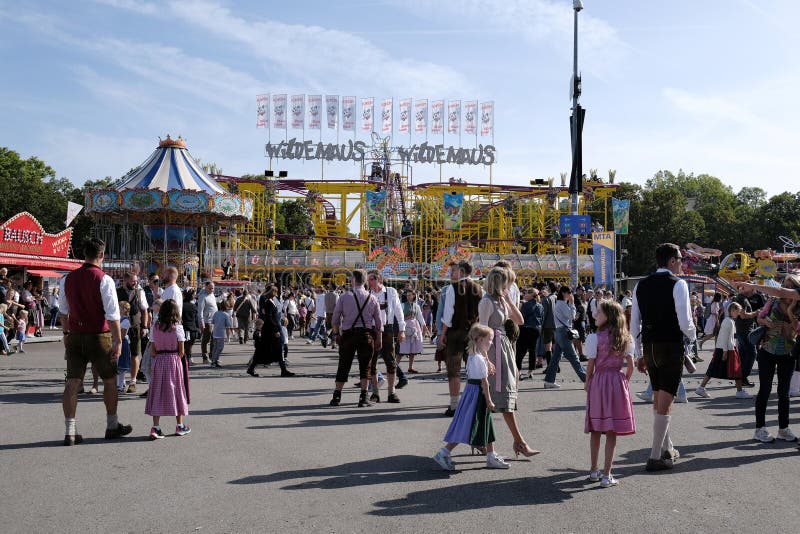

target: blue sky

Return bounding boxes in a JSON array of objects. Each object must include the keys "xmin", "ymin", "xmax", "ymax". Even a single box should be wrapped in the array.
[{"xmin": 1, "ymin": 0, "xmax": 798, "ymax": 198}]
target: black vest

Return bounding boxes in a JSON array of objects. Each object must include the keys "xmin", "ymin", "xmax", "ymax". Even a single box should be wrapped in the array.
[{"xmin": 635, "ymin": 271, "xmax": 682, "ymax": 344}]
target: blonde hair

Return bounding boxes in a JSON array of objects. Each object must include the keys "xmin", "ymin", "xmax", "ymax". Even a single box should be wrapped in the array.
[
  {"xmin": 119, "ymin": 301, "xmax": 131, "ymax": 315},
  {"xmin": 467, "ymin": 323, "xmax": 494, "ymax": 355},
  {"xmin": 483, "ymin": 267, "xmax": 508, "ymax": 299},
  {"xmin": 597, "ymin": 300, "xmax": 631, "ymax": 354}
]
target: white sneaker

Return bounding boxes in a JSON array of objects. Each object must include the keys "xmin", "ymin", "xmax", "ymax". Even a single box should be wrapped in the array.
[
  {"xmin": 675, "ymin": 394, "xmax": 689, "ymax": 403},
  {"xmin": 305, "ymin": 340, "xmax": 312, "ymax": 345},
  {"xmin": 735, "ymin": 390, "xmax": 753, "ymax": 399},
  {"xmin": 433, "ymin": 448, "xmax": 454, "ymax": 471},
  {"xmin": 636, "ymin": 391, "xmax": 653, "ymax": 403},
  {"xmin": 777, "ymin": 427, "xmax": 797, "ymax": 442},
  {"xmin": 600, "ymin": 474, "xmax": 618, "ymax": 488},
  {"xmin": 753, "ymin": 427, "xmax": 775, "ymax": 443},
  {"xmin": 695, "ymin": 386, "xmax": 710, "ymax": 398},
  {"xmin": 543, "ymin": 381, "xmax": 561, "ymax": 389},
  {"xmin": 588, "ymin": 469, "xmax": 602, "ymax": 482},
  {"xmin": 486, "ymin": 452, "xmax": 510, "ymax": 469}
]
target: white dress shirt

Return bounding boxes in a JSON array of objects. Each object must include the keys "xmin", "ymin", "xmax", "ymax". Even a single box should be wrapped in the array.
[
  {"xmin": 442, "ymin": 277, "xmax": 470, "ymax": 328},
  {"xmin": 160, "ymin": 283, "xmax": 183, "ymax": 317},
  {"xmin": 371, "ymin": 285, "xmax": 405, "ymax": 332},
  {"xmin": 59, "ymin": 273, "xmax": 121, "ymax": 322}
]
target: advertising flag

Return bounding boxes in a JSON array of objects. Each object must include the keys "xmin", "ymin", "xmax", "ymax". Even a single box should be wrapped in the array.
[
  {"xmin": 326, "ymin": 95, "xmax": 339, "ymax": 129},
  {"xmin": 464, "ymin": 100, "xmax": 477, "ymax": 135},
  {"xmin": 443, "ymin": 192, "xmax": 465, "ymax": 230},
  {"xmin": 381, "ymin": 98, "xmax": 393, "ymax": 134},
  {"xmin": 592, "ymin": 232, "xmax": 616, "ymax": 288},
  {"xmin": 290, "ymin": 94, "xmax": 305, "ymax": 129},
  {"xmin": 447, "ymin": 100, "xmax": 461, "ymax": 134},
  {"xmin": 366, "ymin": 190, "xmax": 387, "ymax": 228},
  {"xmin": 480, "ymin": 101, "xmax": 494, "ymax": 136},
  {"xmin": 256, "ymin": 94, "xmax": 269, "ymax": 128},
  {"xmin": 398, "ymin": 98, "xmax": 411, "ymax": 133},
  {"xmin": 612, "ymin": 198, "xmax": 630, "ymax": 235},
  {"xmin": 342, "ymin": 96, "xmax": 356, "ymax": 131},
  {"xmin": 272, "ymin": 94, "xmax": 287, "ymax": 129},
  {"xmin": 65, "ymin": 201, "xmax": 83, "ymax": 227},
  {"xmin": 361, "ymin": 97, "xmax": 374, "ymax": 132},
  {"xmin": 431, "ymin": 99, "xmax": 444, "ymax": 134},
  {"xmin": 307, "ymin": 94, "xmax": 322, "ymax": 130},
  {"xmin": 414, "ymin": 99, "xmax": 428, "ymax": 133}
]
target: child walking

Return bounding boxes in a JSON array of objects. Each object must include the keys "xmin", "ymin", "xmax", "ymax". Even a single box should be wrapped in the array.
[
  {"xmin": 695, "ymin": 302, "xmax": 752, "ymax": 399},
  {"xmin": 14, "ymin": 309, "xmax": 28, "ymax": 353},
  {"xmin": 584, "ymin": 300, "xmax": 636, "ymax": 488},
  {"xmin": 0, "ymin": 303, "xmax": 11, "ymax": 355},
  {"xmin": 211, "ymin": 300, "xmax": 233, "ymax": 368},
  {"xmin": 433, "ymin": 323, "xmax": 509, "ymax": 470},
  {"xmin": 145, "ymin": 299, "xmax": 191, "ymax": 440},
  {"xmin": 117, "ymin": 302, "xmax": 132, "ymax": 392}
]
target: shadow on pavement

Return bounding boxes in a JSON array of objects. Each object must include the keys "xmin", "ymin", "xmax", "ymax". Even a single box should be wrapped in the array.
[
  {"xmin": 0, "ymin": 435, "xmax": 151, "ymax": 451},
  {"xmin": 246, "ymin": 406, "xmax": 443, "ymax": 429}
]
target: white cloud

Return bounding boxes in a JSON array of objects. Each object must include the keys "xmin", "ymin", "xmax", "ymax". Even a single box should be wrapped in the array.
[{"xmin": 92, "ymin": 0, "xmax": 157, "ymax": 15}]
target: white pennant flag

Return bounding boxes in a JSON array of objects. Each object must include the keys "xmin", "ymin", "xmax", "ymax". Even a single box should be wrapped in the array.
[
  {"xmin": 447, "ymin": 100, "xmax": 461, "ymax": 134},
  {"xmin": 65, "ymin": 201, "xmax": 83, "ymax": 226},
  {"xmin": 307, "ymin": 95, "xmax": 322, "ymax": 130},
  {"xmin": 431, "ymin": 99, "xmax": 444, "ymax": 134},
  {"xmin": 381, "ymin": 98, "xmax": 393, "ymax": 134},
  {"xmin": 481, "ymin": 101, "xmax": 494, "ymax": 137},
  {"xmin": 463, "ymin": 100, "xmax": 477, "ymax": 135},
  {"xmin": 291, "ymin": 94, "xmax": 305, "ymax": 129},
  {"xmin": 361, "ymin": 97, "xmax": 374, "ymax": 132},
  {"xmin": 342, "ymin": 96, "xmax": 356, "ymax": 131},
  {"xmin": 326, "ymin": 95, "xmax": 339, "ymax": 129},
  {"xmin": 414, "ymin": 99, "xmax": 428, "ymax": 133},
  {"xmin": 256, "ymin": 94, "xmax": 269, "ymax": 128},
  {"xmin": 398, "ymin": 98, "xmax": 411, "ymax": 134},
  {"xmin": 272, "ymin": 94, "xmax": 287, "ymax": 129}
]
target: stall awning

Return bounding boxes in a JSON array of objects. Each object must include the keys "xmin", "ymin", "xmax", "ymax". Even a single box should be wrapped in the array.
[
  {"xmin": 0, "ymin": 253, "xmax": 82, "ymax": 271},
  {"xmin": 26, "ymin": 269, "xmax": 65, "ymax": 278}
]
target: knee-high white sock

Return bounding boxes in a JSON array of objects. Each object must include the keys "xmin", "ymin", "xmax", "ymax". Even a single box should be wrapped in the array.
[{"xmin": 651, "ymin": 414, "xmax": 671, "ymax": 460}]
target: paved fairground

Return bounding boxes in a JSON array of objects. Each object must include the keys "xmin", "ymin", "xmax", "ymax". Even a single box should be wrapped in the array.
[{"xmin": 2, "ymin": 335, "xmax": 799, "ymax": 534}]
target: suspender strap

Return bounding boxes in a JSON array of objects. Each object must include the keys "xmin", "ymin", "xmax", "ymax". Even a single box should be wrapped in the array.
[{"xmin": 351, "ymin": 292, "xmax": 369, "ymax": 329}]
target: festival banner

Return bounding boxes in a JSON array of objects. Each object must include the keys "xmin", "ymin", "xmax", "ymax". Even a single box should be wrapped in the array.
[
  {"xmin": 431, "ymin": 99, "xmax": 444, "ymax": 134},
  {"xmin": 447, "ymin": 100, "xmax": 461, "ymax": 134},
  {"xmin": 612, "ymin": 198, "xmax": 630, "ymax": 235},
  {"xmin": 381, "ymin": 98, "xmax": 393, "ymax": 134},
  {"xmin": 592, "ymin": 232, "xmax": 616, "ymax": 288},
  {"xmin": 256, "ymin": 94, "xmax": 269, "ymax": 128},
  {"xmin": 272, "ymin": 94, "xmax": 287, "ymax": 129},
  {"xmin": 398, "ymin": 98, "xmax": 411, "ymax": 133},
  {"xmin": 290, "ymin": 94, "xmax": 305, "ymax": 129},
  {"xmin": 480, "ymin": 101, "xmax": 494, "ymax": 137},
  {"xmin": 326, "ymin": 95, "xmax": 339, "ymax": 129},
  {"xmin": 65, "ymin": 201, "xmax": 83, "ymax": 227},
  {"xmin": 342, "ymin": 96, "xmax": 356, "ymax": 131},
  {"xmin": 443, "ymin": 191, "xmax": 465, "ymax": 230},
  {"xmin": 464, "ymin": 100, "xmax": 477, "ymax": 135},
  {"xmin": 361, "ymin": 97, "xmax": 375, "ymax": 132},
  {"xmin": 307, "ymin": 94, "xmax": 322, "ymax": 130},
  {"xmin": 365, "ymin": 190, "xmax": 387, "ymax": 228},
  {"xmin": 414, "ymin": 99, "xmax": 428, "ymax": 133}
]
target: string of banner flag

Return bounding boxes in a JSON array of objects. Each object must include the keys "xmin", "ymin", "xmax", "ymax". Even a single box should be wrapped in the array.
[{"xmin": 256, "ymin": 94, "xmax": 494, "ymax": 138}]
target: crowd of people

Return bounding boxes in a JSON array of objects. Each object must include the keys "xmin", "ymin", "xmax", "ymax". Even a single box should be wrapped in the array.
[{"xmin": 10, "ymin": 237, "xmax": 799, "ymax": 484}]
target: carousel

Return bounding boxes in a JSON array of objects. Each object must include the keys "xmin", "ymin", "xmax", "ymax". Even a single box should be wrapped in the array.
[{"xmin": 85, "ymin": 136, "xmax": 253, "ymax": 282}]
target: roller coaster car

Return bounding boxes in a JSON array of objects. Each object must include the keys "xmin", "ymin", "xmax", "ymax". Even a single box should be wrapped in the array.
[{"xmin": 718, "ymin": 252, "xmax": 778, "ymax": 281}]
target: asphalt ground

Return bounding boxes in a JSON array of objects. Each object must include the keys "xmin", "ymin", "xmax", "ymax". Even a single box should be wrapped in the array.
[{"xmin": 1, "ymin": 334, "xmax": 799, "ymax": 534}]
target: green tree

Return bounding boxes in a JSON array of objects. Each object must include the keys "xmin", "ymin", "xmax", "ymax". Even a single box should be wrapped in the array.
[{"xmin": 275, "ymin": 199, "xmax": 311, "ymax": 250}]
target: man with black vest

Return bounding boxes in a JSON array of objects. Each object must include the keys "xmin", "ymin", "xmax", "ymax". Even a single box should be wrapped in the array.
[
  {"xmin": 60, "ymin": 239, "xmax": 132, "ymax": 445},
  {"xmin": 437, "ymin": 260, "xmax": 484, "ymax": 416},
  {"xmin": 630, "ymin": 243, "xmax": 696, "ymax": 471}
]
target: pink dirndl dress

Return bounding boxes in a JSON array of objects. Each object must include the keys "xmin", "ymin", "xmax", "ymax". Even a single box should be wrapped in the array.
[
  {"xmin": 585, "ymin": 330, "xmax": 635, "ymax": 435},
  {"xmin": 145, "ymin": 325, "xmax": 189, "ymax": 417}
]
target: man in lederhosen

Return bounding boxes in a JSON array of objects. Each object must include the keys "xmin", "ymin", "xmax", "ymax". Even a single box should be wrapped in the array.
[{"xmin": 367, "ymin": 270, "xmax": 404, "ymax": 403}]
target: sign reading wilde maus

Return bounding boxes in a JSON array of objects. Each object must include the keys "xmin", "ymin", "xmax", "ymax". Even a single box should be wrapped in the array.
[
  {"xmin": 264, "ymin": 137, "xmax": 496, "ymax": 166},
  {"xmin": 0, "ymin": 212, "xmax": 73, "ymax": 257}
]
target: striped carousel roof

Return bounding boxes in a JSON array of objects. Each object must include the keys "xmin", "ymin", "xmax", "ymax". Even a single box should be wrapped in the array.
[{"xmin": 116, "ymin": 136, "xmax": 225, "ymax": 194}]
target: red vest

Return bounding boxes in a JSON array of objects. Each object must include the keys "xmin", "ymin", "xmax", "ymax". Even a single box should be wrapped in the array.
[{"xmin": 65, "ymin": 263, "xmax": 110, "ymax": 334}]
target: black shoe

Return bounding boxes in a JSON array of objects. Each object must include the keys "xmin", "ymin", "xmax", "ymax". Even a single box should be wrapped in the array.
[
  {"xmin": 136, "ymin": 372, "xmax": 147, "ymax": 383},
  {"xmin": 742, "ymin": 379, "xmax": 755, "ymax": 388},
  {"xmin": 387, "ymin": 393, "xmax": 400, "ymax": 403},
  {"xmin": 105, "ymin": 423, "xmax": 133, "ymax": 440},
  {"xmin": 370, "ymin": 393, "xmax": 380, "ymax": 403},
  {"xmin": 246, "ymin": 369, "xmax": 259, "ymax": 377},
  {"xmin": 645, "ymin": 458, "xmax": 674, "ymax": 472},
  {"xmin": 396, "ymin": 377, "xmax": 408, "ymax": 389},
  {"xmin": 321, "ymin": 338, "xmax": 328, "ymax": 348},
  {"xmin": 444, "ymin": 408, "xmax": 455, "ymax": 417},
  {"xmin": 358, "ymin": 394, "xmax": 373, "ymax": 407},
  {"xmin": 330, "ymin": 390, "xmax": 341, "ymax": 406},
  {"xmin": 280, "ymin": 371, "xmax": 296, "ymax": 377},
  {"xmin": 63, "ymin": 434, "xmax": 83, "ymax": 446},
  {"xmin": 579, "ymin": 355, "xmax": 588, "ymax": 362},
  {"xmin": 239, "ymin": 338, "xmax": 244, "ymax": 344}
]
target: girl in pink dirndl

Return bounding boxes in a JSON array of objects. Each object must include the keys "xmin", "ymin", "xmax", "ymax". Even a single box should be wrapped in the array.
[
  {"xmin": 145, "ymin": 299, "xmax": 191, "ymax": 440},
  {"xmin": 584, "ymin": 300, "xmax": 635, "ymax": 488}
]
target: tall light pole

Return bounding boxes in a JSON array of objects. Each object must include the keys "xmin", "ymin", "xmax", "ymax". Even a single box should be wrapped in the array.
[{"xmin": 568, "ymin": 0, "xmax": 585, "ymax": 289}]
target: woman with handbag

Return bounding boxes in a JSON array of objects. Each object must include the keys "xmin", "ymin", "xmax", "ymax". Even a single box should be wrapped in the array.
[
  {"xmin": 752, "ymin": 277, "xmax": 800, "ymax": 443},
  {"xmin": 694, "ymin": 303, "xmax": 751, "ymax": 399},
  {"xmin": 544, "ymin": 285, "xmax": 588, "ymax": 389}
]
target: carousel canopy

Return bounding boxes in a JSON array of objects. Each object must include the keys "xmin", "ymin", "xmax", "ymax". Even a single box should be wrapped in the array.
[{"xmin": 116, "ymin": 136, "xmax": 225, "ymax": 194}]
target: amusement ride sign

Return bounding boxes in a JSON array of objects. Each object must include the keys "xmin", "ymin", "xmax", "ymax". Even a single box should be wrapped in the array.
[{"xmin": 0, "ymin": 212, "xmax": 73, "ymax": 257}]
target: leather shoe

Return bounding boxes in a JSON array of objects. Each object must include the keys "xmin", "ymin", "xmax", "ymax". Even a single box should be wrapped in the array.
[
  {"xmin": 742, "ymin": 379, "xmax": 755, "ymax": 388},
  {"xmin": 246, "ymin": 369, "xmax": 259, "ymax": 377},
  {"xmin": 104, "ymin": 423, "xmax": 133, "ymax": 440},
  {"xmin": 281, "ymin": 371, "xmax": 296, "ymax": 377},
  {"xmin": 396, "ymin": 378, "xmax": 408, "ymax": 389},
  {"xmin": 387, "ymin": 393, "xmax": 400, "ymax": 403},
  {"xmin": 63, "ymin": 434, "xmax": 83, "ymax": 446},
  {"xmin": 645, "ymin": 458, "xmax": 674, "ymax": 472},
  {"xmin": 444, "ymin": 408, "xmax": 455, "ymax": 417}
]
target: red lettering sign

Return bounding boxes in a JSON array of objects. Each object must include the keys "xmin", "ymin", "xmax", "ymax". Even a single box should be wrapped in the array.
[{"xmin": 0, "ymin": 212, "xmax": 72, "ymax": 258}]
